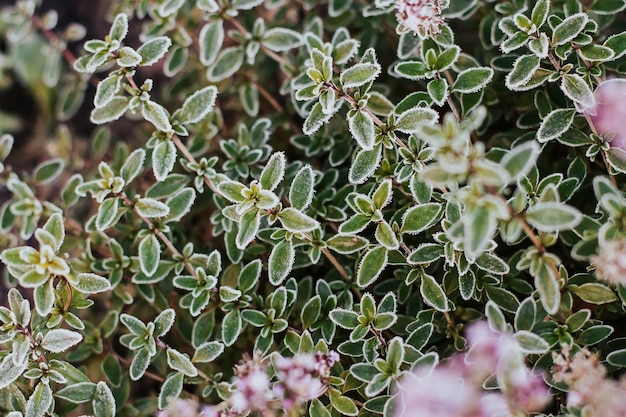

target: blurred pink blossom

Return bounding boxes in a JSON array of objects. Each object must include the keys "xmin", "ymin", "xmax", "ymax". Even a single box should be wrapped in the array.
[
  {"xmin": 395, "ymin": 0, "xmax": 445, "ymax": 39},
  {"xmin": 585, "ymin": 79, "xmax": 626, "ymax": 149},
  {"xmin": 591, "ymin": 238, "xmax": 626, "ymax": 286}
]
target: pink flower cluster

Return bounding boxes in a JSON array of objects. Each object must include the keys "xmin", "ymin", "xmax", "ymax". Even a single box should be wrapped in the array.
[
  {"xmin": 553, "ymin": 346, "xmax": 626, "ymax": 417},
  {"xmin": 591, "ymin": 238, "xmax": 626, "ymax": 286},
  {"xmin": 395, "ymin": 322, "xmax": 551, "ymax": 417},
  {"xmin": 584, "ymin": 79, "xmax": 626, "ymax": 150},
  {"xmin": 395, "ymin": 0, "xmax": 445, "ymax": 39}
]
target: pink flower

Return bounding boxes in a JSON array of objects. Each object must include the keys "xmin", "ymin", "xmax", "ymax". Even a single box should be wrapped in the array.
[
  {"xmin": 591, "ymin": 238, "xmax": 626, "ymax": 286},
  {"xmin": 157, "ymin": 399, "xmax": 201, "ymax": 417},
  {"xmin": 395, "ymin": 0, "xmax": 445, "ymax": 39},
  {"xmin": 464, "ymin": 321, "xmax": 516, "ymax": 383},
  {"xmin": 585, "ymin": 79, "xmax": 626, "ymax": 149},
  {"xmin": 501, "ymin": 366, "xmax": 551, "ymax": 413}
]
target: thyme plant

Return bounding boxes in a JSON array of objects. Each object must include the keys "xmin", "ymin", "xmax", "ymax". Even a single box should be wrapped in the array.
[{"xmin": 1, "ymin": 0, "xmax": 626, "ymax": 416}]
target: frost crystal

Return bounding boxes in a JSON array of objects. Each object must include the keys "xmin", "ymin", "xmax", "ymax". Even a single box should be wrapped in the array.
[{"xmin": 395, "ymin": 0, "xmax": 445, "ymax": 39}]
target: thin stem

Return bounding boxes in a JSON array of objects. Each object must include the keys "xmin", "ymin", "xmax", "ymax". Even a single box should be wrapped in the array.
[
  {"xmin": 171, "ymin": 135, "xmax": 219, "ymax": 193},
  {"xmin": 253, "ymin": 80, "xmax": 284, "ymax": 113}
]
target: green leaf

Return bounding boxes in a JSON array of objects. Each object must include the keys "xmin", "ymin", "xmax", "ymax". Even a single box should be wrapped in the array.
[
  {"xmin": 569, "ymin": 283, "xmax": 617, "ymax": 304},
  {"xmin": 303, "ymin": 102, "xmax": 333, "ymax": 136},
  {"xmin": 222, "ymin": 309, "xmax": 242, "ymax": 346},
  {"xmin": 407, "ymin": 244, "xmax": 444, "ymax": 265},
  {"xmin": 605, "ymin": 148, "xmax": 626, "ymax": 173},
  {"xmin": 25, "ymin": 382, "xmax": 52, "ymax": 417},
  {"xmin": 420, "ymin": 273, "xmax": 448, "ymax": 311},
  {"xmin": 531, "ymin": 0, "xmax": 550, "ymax": 27},
  {"xmin": 207, "ymin": 47, "xmax": 244, "ymax": 82},
  {"xmin": 505, "ymin": 55, "xmax": 541, "ymax": 90},
  {"xmin": 329, "ymin": 308, "xmax": 359, "ymax": 329},
  {"xmin": 394, "ymin": 108, "xmax": 438, "ymax": 134},
  {"xmin": 436, "ymin": 46, "xmax": 460, "ymax": 71},
  {"xmin": 154, "ymin": 308, "xmax": 175, "ymax": 337},
  {"xmin": 177, "ymin": 86, "xmax": 218, "ymax": 125},
  {"xmin": 236, "ymin": 209, "xmax": 260, "ymax": 249},
  {"xmin": 501, "ymin": 141, "xmax": 540, "ymax": 180},
  {"xmin": 166, "ymin": 348, "xmax": 197, "ymax": 377},
  {"xmin": 357, "ymin": 246, "xmax": 388, "ymax": 288},
  {"xmin": 108, "ymin": 13, "xmax": 128, "ymax": 42},
  {"xmin": 427, "ymin": 78, "xmax": 449, "ymax": 106},
  {"xmin": 375, "ymin": 221, "xmax": 399, "ymax": 250},
  {"xmin": 93, "ymin": 381, "xmax": 116, "ymax": 417},
  {"xmin": 394, "ymin": 61, "xmax": 429, "ymax": 80},
  {"xmin": 121, "ymin": 314, "xmax": 147, "ymax": 335},
  {"xmin": 577, "ymin": 325, "xmax": 613, "ymax": 345},
  {"xmin": 310, "ymin": 398, "xmax": 332, "ymax": 417},
  {"xmin": 301, "ymin": 295, "xmax": 322, "ymax": 329},
  {"xmin": 152, "ymin": 140, "xmax": 177, "ymax": 182},
  {"xmin": 96, "ymin": 197, "xmax": 120, "ymax": 231},
  {"xmin": 607, "ymin": 348, "xmax": 626, "ymax": 367},
  {"xmin": 464, "ymin": 205, "xmax": 497, "ymax": 261},
  {"xmin": 525, "ymin": 202, "xmax": 581, "ymax": 232},
  {"xmin": 340, "ymin": 62, "xmax": 381, "ymax": 89},
  {"xmin": 534, "ymin": 258, "xmax": 560, "ymax": 315},
  {"xmin": 137, "ymin": 36, "xmax": 172, "ymax": 66},
  {"xmin": 552, "ymin": 13, "xmax": 588, "ymax": 46},
  {"xmin": 74, "ymin": 273, "xmax": 111, "ymax": 294},
  {"xmin": 139, "ymin": 234, "xmax": 161, "ymax": 277},
  {"xmin": 327, "ymin": 234, "xmax": 369, "ymax": 254},
  {"xmin": 269, "ymin": 240, "xmax": 294, "ymax": 286},
  {"xmin": 193, "ymin": 341, "xmax": 224, "ymax": 363},
  {"xmin": 199, "ymin": 21, "xmax": 224, "ymax": 65},
  {"xmin": 289, "ymin": 165, "xmax": 315, "ymax": 211},
  {"xmin": 401, "ymin": 203, "xmax": 442, "ymax": 235},
  {"xmin": 165, "ymin": 188, "xmax": 196, "ymax": 222},
  {"xmin": 0, "ymin": 353, "xmax": 28, "ymax": 389},
  {"xmin": 120, "ymin": 148, "xmax": 146, "ymax": 184},
  {"xmin": 262, "ymin": 27, "xmax": 303, "ymax": 52},
  {"xmin": 328, "ymin": 388, "xmax": 359, "ymax": 416},
  {"xmin": 278, "ymin": 207, "xmax": 319, "ymax": 233},
  {"xmin": 604, "ymin": 32, "xmax": 626, "ymax": 59},
  {"xmin": 90, "ymin": 97, "xmax": 130, "ymax": 124},
  {"xmin": 365, "ymin": 373, "xmax": 390, "ymax": 397},
  {"xmin": 260, "ymin": 152, "xmax": 285, "ymax": 191},
  {"xmin": 55, "ymin": 382, "xmax": 97, "ymax": 404},
  {"xmin": 578, "ymin": 44, "xmax": 615, "ymax": 61},
  {"xmin": 348, "ymin": 109, "xmax": 375, "ymax": 151},
  {"xmin": 43, "ymin": 213, "xmax": 64, "ymax": 250},
  {"xmin": 136, "ymin": 198, "xmax": 170, "ymax": 218},
  {"xmin": 94, "ymin": 73, "xmax": 122, "ymax": 109},
  {"xmin": 452, "ymin": 67, "xmax": 494, "ymax": 93},
  {"xmin": 34, "ymin": 279, "xmax": 55, "ymax": 316},
  {"xmin": 514, "ymin": 330, "xmax": 550, "ymax": 354},
  {"xmin": 475, "ymin": 252, "xmax": 510, "ymax": 275},
  {"xmin": 102, "ymin": 355, "xmax": 122, "ymax": 387},
  {"xmin": 561, "ymin": 74, "xmax": 594, "ymax": 109},
  {"xmin": 158, "ymin": 372, "xmax": 184, "ymax": 410},
  {"xmin": 349, "ymin": 145, "xmax": 381, "ymax": 184},
  {"xmin": 142, "ymin": 100, "xmax": 172, "ymax": 132},
  {"xmin": 590, "ymin": 0, "xmax": 626, "ymax": 14},
  {"xmin": 537, "ymin": 108, "xmax": 576, "ymax": 143}
]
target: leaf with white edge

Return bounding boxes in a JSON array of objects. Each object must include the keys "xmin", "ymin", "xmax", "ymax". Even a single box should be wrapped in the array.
[
  {"xmin": 561, "ymin": 74, "xmax": 594, "ymax": 110},
  {"xmin": 137, "ymin": 36, "xmax": 172, "ymax": 66},
  {"xmin": 427, "ymin": 78, "xmax": 449, "ymax": 106},
  {"xmin": 139, "ymin": 234, "xmax": 161, "ymax": 277},
  {"xmin": 531, "ymin": 0, "xmax": 550, "ymax": 27},
  {"xmin": 328, "ymin": 388, "xmax": 359, "ymax": 416},
  {"xmin": 475, "ymin": 252, "xmax": 510, "ymax": 275},
  {"xmin": 269, "ymin": 240, "xmax": 294, "ymax": 286},
  {"xmin": 108, "ymin": 13, "xmax": 128, "ymax": 42},
  {"xmin": 486, "ymin": 300, "xmax": 507, "ymax": 332},
  {"xmin": 260, "ymin": 152, "xmax": 285, "ymax": 191},
  {"xmin": 606, "ymin": 148, "xmax": 626, "ymax": 174},
  {"xmin": 420, "ymin": 273, "xmax": 448, "ymax": 311},
  {"xmin": 165, "ymin": 187, "xmax": 196, "ymax": 223},
  {"xmin": 199, "ymin": 21, "xmax": 224, "ymax": 66},
  {"xmin": 207, "ymin": 47, "xmax": 244, "ymax": 82},
  {"xmin": 578, "ymin": 44, "xmax": 615, "ymax": 61},
  {"xmin": 55, "ymin": 382, "xmax": 97, "ymax": 404},
  {"xmin": 525, "ymin": 202, "xmax": 581, "ymax": 232},
  {"xmin": 464, "ymin": 205, "xmax": 497, "ymax": 262},
  {"xmin": 289, "ymin": 165, "xmax": 315, "ymax": 211},
  {"xmin": 452, "ymin": 67, "xmax": 493, "ymax": 93},
  {"xmin": 152, "ymin": 139, "xmax": 177, "ymax": 182},
  {"xmin": 262, "ymin": 27, "xmax": 303, "ymax": 52},
  {"xmin": 329, "ymin": 308, "xmax": 359, "ymax": 329},
  {"xmin": 222, "ymin": 309, "xmax": 242, "ymax": 346},
  {"xmin": 339, "ymin": 62, "xmax": 381, "ymax": 89},
  {"xmin": 94, "ymin": 73, "xmax": 122, "ymax": 108},
  {"xmin": 93, "ymin": 381, "xmax": 116, "ymax": 417},
  {"xmin": 278, "ymin": 207, "xmax": 320, "ymax": 233},
  {"xmin": 236, "ymin": 209, "xmax": 260, "ymax": 249},
  {"xmin": 41, "ymin": 329, "xmax": 83, "ymax": 352},
  {"xmin": 349, "ymin": 145, "xmax": 382, "ymax": 184},
  {"xmin": 348, "ymin": 109, "xmax": 375, "ymax": 151},
  {"xmin": 506, "ymin": 55, "xmax": 541, "ymax": 90},
  {"xmin": 357, "ymin": 246, "xmax": 388, "ymax": 288},
  {"xmin": 117, "ymin": 46, "xmax": 142, "ymax": 67},
  {"xmin": 154, "ymin": 308, "xmax": 175, "ymax": 337},
  {"xmin": 90, "ymin": 96, "xmax": 130, "ymax": 124},
  {"xmin": 43, "ymin": 213, "xmax": 64, "ymax": 250},
  {"xmin": 514, "ymin": 330, "xmax": 550, "ymax": 354},
  {"xmin": 501, "ymin": 141, "xmax": 540, "ymax": 180},
  {"xmin": 0, "ymin": 353, "xmax": 28, "ymax": 389},
  {"xmin": 375, "ymin": 221, "xmax": 399, "ymax": 250},
  {"xmin": 552, "ymin": 13, "xmax": 588, "ymax": 46},
  {"xmin": 74, "ymin": 273, "xmax": 111, "ymax": 294},
  {"xmin": 34, "ymin": 280, "xmax": 55, "ymax": 316},
  {"xmin": 158, "ymin": 372, "xmax": 184, "ymax": 410},
  {"xmin": 142, "ymin": 100, "xmax": 172, "ymax": 132},
  {"xmin": 327, "ymin": 234, "xmax": 369, "ymax": 254},
  {"xmin": 136, "ymin": 198, "xmax": 170, "ymax": 218},
  {"xmin": 537, "ymin": 108, "xmax": 576, "ymax": 143},
  {"xmin": 394, "ymin": 107, "xmax": 438, "ymax": 134},
  {"xmin": 25, "ymin": 382, "xmax": 52, "ymax": 417},
  {"xmin": 130, "ymin": 348, "xmax": 151, "ymax": 381},
  {"xmin": 303, "ymin": 101, "xmax": 333, "ymax": 136},
  {"xmin": 365, "ymin": 373, "xmax": 390, "ymax": 397},
  {"xmin": 401, "ymin": 203, "xmax": 442, "ymax": 235},
  {"xmin": 166, "ymin": 348, "xmax": 197, "ymax": 377},
  {"xmin": 121, "ymin": 314, "xmax": 147, "ymax": 335},
  {"xmin": 96, "ymin": 197, "xmax": 120, "ymax": 231},
  {"xmin": 193, "ymin": 341, "xmax": 224, "ymax": 363},
  {"xmin": 569, "ymin": 283, "xmax": 617, "ymax": 304},
  {"xmin": 394, "ymin": 61, "xmax": 429, "ymax": 80},
  {"xmin": 534, "ymin": 258, "xmax": 560, "ymax": 315},
  {"xmin": 177, "ymin": 86, "xmax": 218, "ymax": 125},
  {"xmin": 120, "ymin": 148, "xmax": 146, "ymax": 184}
]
